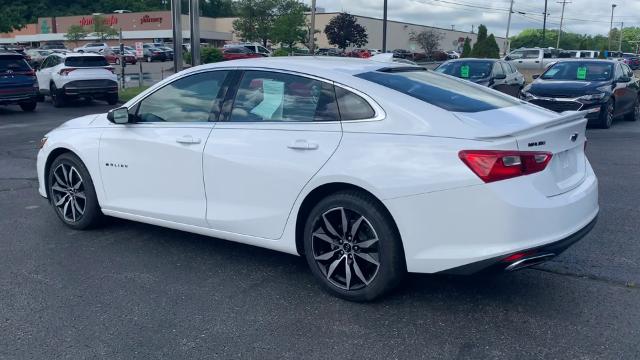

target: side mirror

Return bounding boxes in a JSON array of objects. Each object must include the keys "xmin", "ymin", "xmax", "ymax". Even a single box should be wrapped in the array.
[
  {"xmin": 504, "ymin": 56, "xmax": 511, "ymax": 61},
  {"xmin": 32, "ymin": 63, "xmax": 40, "ymax": 71},
  {"xmin": 617, "ymin": 76, "xmax": 631, "ymax": 83},
  {"xmin": 107, "ymin": 107, "xmax": 130, "ymax": 124},
  {"xmin": 532, "ymin": 74, "xmax": 541, "ymax": 80},
  {"xmin": 494, "ymin": 73, "xmax": 507, "ymax": 80}
]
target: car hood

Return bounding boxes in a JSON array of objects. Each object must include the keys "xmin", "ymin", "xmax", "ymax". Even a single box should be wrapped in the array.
[{"xmin": 527, "ymin": 80, "xmax": 612, "ymax": 97}]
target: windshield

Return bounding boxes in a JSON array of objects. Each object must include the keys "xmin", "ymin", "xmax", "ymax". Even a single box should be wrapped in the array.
[
  {"xmin": 64, "ymin": 56, "xmax": 109, "ymax": 67},
  {"xmin": 435, "ymin": 61, "xmax": 492, "ymax": 80},
  {"xmin": 541, "ymin": 62, "xmax": 613, "ymax": 81},
  {"xmin": 356, "ymin": 69, "xmax": 519, "ymax": 113}
]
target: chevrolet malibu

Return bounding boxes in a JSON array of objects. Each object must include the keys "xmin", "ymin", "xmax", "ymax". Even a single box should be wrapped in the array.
[{"xmin": 37, "ymin": 57, "xmax": 599, "ymax": 301}]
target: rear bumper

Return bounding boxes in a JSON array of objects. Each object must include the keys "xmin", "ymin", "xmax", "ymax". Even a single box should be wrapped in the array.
[
  {"xmin": 440, "ymin": 215, "xmax": 597, "ymax": 274},
  {"xmin": 62, "ymin": 80, "xmax": 118, "ymax": 96},
  {"xmin": 384, "ymin": 160, "xmax": 599, "ymax": 274},
  {"xmin": 0, "ymin": 89, "xmax": 38, "ymax": 104}
]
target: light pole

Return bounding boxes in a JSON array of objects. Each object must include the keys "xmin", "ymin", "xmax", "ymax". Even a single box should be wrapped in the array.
[
  {"xmin": 504, "ymin": 0, "xmax": 514, "ymax": 55},
  {"xmin": 609, "ymin": 4, "xmax": 617, "ymax": 51},
  {"xmin": 556, "ymin": 0, "xmax": 570, "ymax": 49},
  {"xmin": 542, "ymin": 0, "xmax": 548, "ymax": 44},
  {"xmin": 382, "ymin": 0, "xmax": 388, "ymax": 53},
  {"xmin": 171, "ymin": 0, "xmax": 183, "ymax": 72},
  {"xmin": 619, "ymin": 21, "xmax": 624, "ymax": 52},
  {"xmin": 189, "ymin": 0, "xmax": 200, "ymax": 66},
  {"xmin": 310, "ymin": 0, "xmax": 316, "ymax": 54}
]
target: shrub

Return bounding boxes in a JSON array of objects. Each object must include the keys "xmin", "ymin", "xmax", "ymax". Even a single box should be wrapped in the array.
[
  {"xmin": 184, "ymin": 47, "xmax": 224, "ymax": 64},
  {"xmin": 273, "ymin": 48, "xmax": 290, "ymax": 56}
]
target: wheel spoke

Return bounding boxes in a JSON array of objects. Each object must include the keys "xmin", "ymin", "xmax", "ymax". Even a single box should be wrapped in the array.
[
  {"xmin": 61, "ymin": 164, "xmax": 71, "ymax": 186},
  {"xmin": 356, "ymin": 238, "xmax": 379, "ymax": 249},
  {"xmin": 54, "ymin": 194, "xmax": 68, "ymax": 206},
  {"xmin": 326, "ymin": 257, "xmax": 342, "ymax": 279},
  {"xmin": 70, "ymin": 198, "xmax": 77, "ymax": 221},
  {"xmin": 313, "ymin": 230, "xmax": 338, "ymax": 246},
  {"xmin": 73, "ymin": 198, "xmax": 84, "ymax": 215},
  {"xmin": 350, "ymin": 216, "xmax": 364, "ymax": 239},
  {"xmin": 345, "ymin": 257, "xmax": 352, "ymax": 290},
  {"xmin": 62, "ymin": 198, "xmax": 71, "ymax": 220},
  {"xmin": 75, "ymin": 192, "xmax": 86, "ymax": 200},
  {"xmin": 355, "ymin": 252, "xmax": 379, "ymax": 266},
  {"xmin": 53, "ymin": 170, "xmax": 67, "ymax": 188},
  {"xmin": 322, "ymin": 213, "xmax": 341, "ymax": 239},
  {"xmin": 352, "ymin": 257, "xmax": 369, "ymax": 285},
  {"xmin": 51, "ymin": 183, "xmax": 66, "ymax": 193},
  {"xmin": 71, "ymin": 169, "xmax": 83, "ymax": 190},
  {"xmin": 314, "ymin": 249, "xmax": 339, "ymax": 261}
]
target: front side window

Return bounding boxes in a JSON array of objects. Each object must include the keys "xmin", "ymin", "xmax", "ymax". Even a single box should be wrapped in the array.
[
  {"xmin": 135, "ymin": 71, "xmax": 228, "ymax": 123},
  {"xmin": 228, "ymin": 71, "xmax": 339, "ymax": 122},
  {"xmin": 357, "ymin": 69, "xmax": 520, "ymax": 113}
]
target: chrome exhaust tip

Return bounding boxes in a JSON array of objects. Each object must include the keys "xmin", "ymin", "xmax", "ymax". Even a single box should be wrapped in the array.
[{"xmin": 505, "ymin": 253, "xmax": 556, "ymax": 272}]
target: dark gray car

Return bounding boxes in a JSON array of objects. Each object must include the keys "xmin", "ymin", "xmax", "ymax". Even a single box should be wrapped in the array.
[{"xmin": 435, "ymin": 58, "xmax": 526, "ymax": 97}]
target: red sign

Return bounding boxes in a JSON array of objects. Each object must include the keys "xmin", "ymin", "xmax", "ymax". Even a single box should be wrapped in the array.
[
  {"xmin": 79, "ymin": 15, "xmax": 118, "ymax": 27},
  {"xmin": 140, "ymin": 15, "xmax": 163, "ymax": 25}
]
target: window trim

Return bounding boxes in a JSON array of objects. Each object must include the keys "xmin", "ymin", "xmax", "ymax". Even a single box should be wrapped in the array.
[{"xmin": 219, "ymin": 67, "xmax": 385, "ymax": 124}]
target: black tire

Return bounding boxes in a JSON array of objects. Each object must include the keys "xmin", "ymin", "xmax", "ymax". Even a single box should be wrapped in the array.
[
  {"xmin": 47, "ymin": 153, "xmax": 104, "ymax": 230},
  {"xmin": 19, "ymin": 100, "xmax": 37, "ymax": 112},
  {"xmin": 50, "ymin": 83, "xmax": 66, "ymax": 108},
  {"xmin": 106, "ymin": 93, "xmax": 118, "ymax": 105},
  {"xmin": 624, "ymin": 97, "xmax": 640, "ymax": 122},
  {"xmin": 303, "ymin": 190, "xmax": 405, "ymax": 301},
  {"xmin": 598, "ymin": 99, "xmax": 614, "ymax": 129}
]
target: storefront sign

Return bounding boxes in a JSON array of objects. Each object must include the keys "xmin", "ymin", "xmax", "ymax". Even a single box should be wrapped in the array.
[
  {"xmin": 140, "ymin": 15, "xmax": 163, "ymax": 25},
  {"xmin": 79, "ymin": 15, "xmax": 118, "ymax": 27}
]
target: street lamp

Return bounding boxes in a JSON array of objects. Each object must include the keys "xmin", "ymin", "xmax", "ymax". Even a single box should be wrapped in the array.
[{"xmin": 609, "ymin": 4, "xmax": 617, "ymax": 51}]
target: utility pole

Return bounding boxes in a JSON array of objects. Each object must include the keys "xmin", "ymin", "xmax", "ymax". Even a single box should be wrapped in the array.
[
  {"xmin": 556, "ymin": 0, "xmax": 570, "ymax": 49},
  {"xmin": 542, "ymin": 0, "xmax": 548, "ymax": 44},
  {"xmin": 382, "ymin": 0, "xmax": 388, "ymax": 52},
  {"xmin": 504, "ymin": 0, "xmax": 514, "ymax": 55},
  {"xmin": 189, "ymin": 0, "xmax": 200, "ymax": 66},
  {"xmin": 310, "ymin": 0, "xmax": 316, "ymax": 54},
  {"xmin": 471, "ymin": 24, "xmax": 474, "ymax": 34},
  {"xmin": 609, "ymin": 4, "xmax": 617, "ymax": 50},
  {"xmin": 171, "ymin": 0, "xmax": 183, "ymax": 73},
  {"xmin": 619, "ymin": 21, "xmax": 624, "ymax": 52}
]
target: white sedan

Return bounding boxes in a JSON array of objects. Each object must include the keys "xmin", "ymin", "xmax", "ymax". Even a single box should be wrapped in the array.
[{"xmin": 37, "ymin": 57, "xmax": 599, "ymax": 301}]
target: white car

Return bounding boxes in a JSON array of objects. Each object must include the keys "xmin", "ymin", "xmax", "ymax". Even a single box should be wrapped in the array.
[
  {"xmin": 369, "ymin": 49, "xmax": 382, "ymax": 56},
  {"xmin": 36, "ymin": 52, "xmax": 118, "ymax": 107},
  {"xmin": 73, "ymin": 42, "xmax": 109, "ymax": 53},
  {"xmin": 446, "ymin": 50, "xmax": 460, "ymax": 59},
  {"xmin": 224, "ymin": 42, "xmax": 272, "ymax": 57},
  {"xmin": 36, "ymin": 57, "xmax": 599, "ymax": 301}
]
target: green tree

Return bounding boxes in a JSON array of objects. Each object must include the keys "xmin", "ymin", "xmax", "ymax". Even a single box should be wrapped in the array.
[
  {"xmin": 324, "ymin": 13, "xmax": 368, "ymax": 51},
  {"xmin": 461, "ymin": 37, "xmax": 472, "ymax": 58},
  {"xmin": 485, "ymin": 34, "xmax": 500, "ymax": 58},
  {"xmin": 232, "ymin": 0, "xmax": 276, "ymax": 46},
  {"xmin": 470, "ymin": 24, "xmax": 488, "ymax": 57},
  {"xmin": 92, "ymin": 15, "xmax": 119, "ymax": 40},
  {"xmin": 64, "ymin": 24, "xmax": 89, "ymax": 46},
  {"xmin": 270, "ymin": 0, "xmax": 306, "ymax": 51}
]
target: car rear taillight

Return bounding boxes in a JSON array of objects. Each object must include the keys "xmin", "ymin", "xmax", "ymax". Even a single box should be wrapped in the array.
[
  {"xmin": 105, "ymin": 66, "xmax": 115, "ymax": 74},
  {"xmin": 59, "ymin": 68, "xmax": 77, "ymax": 76},
  {"xmin": 458, "ymin": 150, "xmax": 553, "ymax": 183}
]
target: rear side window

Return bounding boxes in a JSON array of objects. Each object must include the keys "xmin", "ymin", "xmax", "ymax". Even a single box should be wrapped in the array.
[
  {"xmin": 356, "ymin": 70, "xmax": 519, "ymax": 113},
  {"xmin": 335, "ymin": 87, "xmax": 375, "ymax": 120},
  {"xmin": 0, "ymin": 57, "xmax": 30, "ymax": 72},
  {"xmin": 65, "ymin": 56, "xmax": 108, "ymax": 67},
  {"xmin": 229, "ymin": 70, "xmax": 339, "ymax": 122}
]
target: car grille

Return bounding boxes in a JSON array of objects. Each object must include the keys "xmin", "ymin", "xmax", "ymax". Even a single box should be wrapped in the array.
[{"xmin": 529, "ymin": 99, "xmax": 582, "ymax": 113}]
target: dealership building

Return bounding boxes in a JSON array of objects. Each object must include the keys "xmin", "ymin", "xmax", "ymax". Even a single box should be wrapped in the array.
[{"xmin": 0, "ymin": 10, "xmax": 506, "ymax": 53}]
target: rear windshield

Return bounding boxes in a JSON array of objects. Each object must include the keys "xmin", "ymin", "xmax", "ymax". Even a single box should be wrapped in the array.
[
  {"xmin": 356, "ymin": 69, "xmax": 519, "ymax": 113},
  {"xmin": 541, "ymin": 62, "xmax": 613, "ymax": 81},
  {"xmin": 64, "ymin": 56, "xmax": 108, "ymax": 67},
  {"xmin": 435, "ymin": 61, "xmax": 492, "ymax": 80},
  {"xmin": 0, "ymin": 57, "xmax": 30, "ymax": 72}
]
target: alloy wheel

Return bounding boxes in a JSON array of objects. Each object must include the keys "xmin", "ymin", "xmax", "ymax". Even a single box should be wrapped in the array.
[
  {"xmin": 635, "ymin": 100, "xmax": 640, "ymax": 121},
  {"xmin": 50, "ymin": 163, "xmax": 86, "ymax": 223},
  {"xmin": 311, "ymin": 207, "xmax": 380, "ymax": 290},
  {"xmin": 606, "ymin": 101, "xmax": 614, "ymax": 127}
]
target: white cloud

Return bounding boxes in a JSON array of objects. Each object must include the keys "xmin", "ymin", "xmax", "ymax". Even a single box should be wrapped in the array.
[{"xmin": 304, "ymin": 0, "xmax": 640, "ymax": 36}]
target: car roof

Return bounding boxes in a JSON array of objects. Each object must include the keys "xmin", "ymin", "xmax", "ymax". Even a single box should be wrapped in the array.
[
  {"xmin": 195, "ymin": 56, "xmax": 416, "ymax": 78},
  {"xmin": 51, "ymin": 52, "xmax": 105, "ymax": 58},
  {"xmin": 446, "ymin": 58, "xmax": 498, "ymax": 63},
  {"xmin": 551, "ymin": 59, "xmax": 617, "ymax": 64}
]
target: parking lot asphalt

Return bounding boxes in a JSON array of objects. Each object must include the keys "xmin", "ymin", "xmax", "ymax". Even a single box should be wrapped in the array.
[{"xmin": 1, "ymin": 100, "xmax": 639, "ymax": 359}]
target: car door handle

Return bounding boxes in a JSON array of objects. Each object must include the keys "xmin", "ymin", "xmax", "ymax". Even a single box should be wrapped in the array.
[
  {"xmin": 287, "ymin": 139, "xmax": 318, "ymax": 150},
  {"xmin": 175, "ymin": 135, "xmax": 201, "ymax": 144}
]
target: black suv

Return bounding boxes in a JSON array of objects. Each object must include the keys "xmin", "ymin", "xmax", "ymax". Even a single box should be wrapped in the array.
[{"xmin": 0, "ymin": 52, "xmax": 38, "ymax": 112}]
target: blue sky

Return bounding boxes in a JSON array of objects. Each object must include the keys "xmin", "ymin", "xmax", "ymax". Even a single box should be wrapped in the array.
[{"xmin": 306, "ymin": 0, "xmax": 640, "ymax": 36}]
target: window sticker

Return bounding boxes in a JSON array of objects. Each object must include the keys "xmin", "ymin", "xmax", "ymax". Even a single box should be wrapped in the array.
[
  {"xmin": 460, "ymin": 65, "xmax": 470, "ymax": 78},
  {"xmin": 251, "ymin": 80, "xmax": 285, "ymax": 119},
  {"xmin": 577, "ymin": 66, "xmax": 587, "ymax": 80}
]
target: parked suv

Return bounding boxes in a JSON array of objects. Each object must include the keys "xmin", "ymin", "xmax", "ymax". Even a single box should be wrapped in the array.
[
  {"xmin": 435, "ymin": 58, "xmax": 525, "ymax": 97},
  {"xmin": 504, "ymin": 47, "xmax": 559, "ymax": 70},
  {"xmin": 35, "ymin": 53, "xmax": 118, "ymax": 107},
  {"xmin": 73, "ymin": 43, "xmax": 109, "ymax": 53},
  {"xmin": 0, "ymin": 52, "xmax": 38, "ymax": 111}
]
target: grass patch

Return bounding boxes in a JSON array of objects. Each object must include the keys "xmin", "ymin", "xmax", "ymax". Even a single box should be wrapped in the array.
[{"xmin": 119, "ymin": 86, "xmax": 150, "ymax": 102}]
